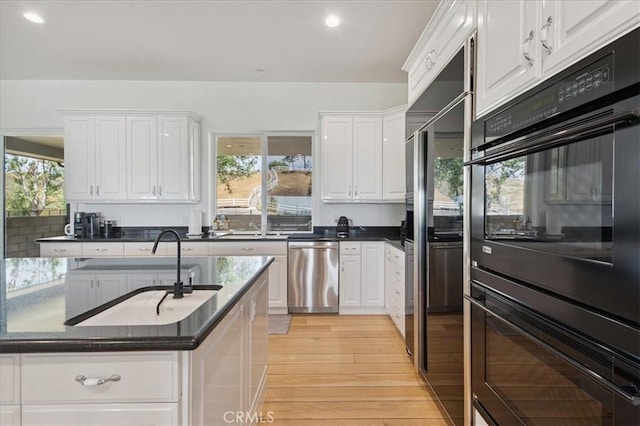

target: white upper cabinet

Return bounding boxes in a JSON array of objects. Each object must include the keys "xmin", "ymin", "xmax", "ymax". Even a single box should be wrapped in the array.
[
  {"xmin": 127, "ymin": 116, "xmax": 158, "ymax": 201},
  {"xmin": 65, "ymin": 116, "xmax": 127, "ymax": 201},
  {"xmin": 382, "ymin": 108, "xmax": 407, "ymax": 202},
  {"xmin": 476, "ymin": 0, "xmax": 640, "ymax": 118},
  {"xmin": 475, "ymin": 0, "xmax": 542, "ymax": 117},
  {"xmin": 352, "ymin": 117, "xmax": 383, "ymax": 201},
  {"xmin": 320, "ymin": 114, "xmax": 383, "ymax": 202},
  {"xmin": 403, "ymin": 0, "xmax": 476, "ymax": 106},
  {"xmin": 64, "ymin": 110, "xmax": 201, "ymax": 203}
]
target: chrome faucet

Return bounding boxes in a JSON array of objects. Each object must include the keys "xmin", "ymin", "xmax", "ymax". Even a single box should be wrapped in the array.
[{"xmin": 152, "ymin": 229, "xmax": 191, "ymax": 299}]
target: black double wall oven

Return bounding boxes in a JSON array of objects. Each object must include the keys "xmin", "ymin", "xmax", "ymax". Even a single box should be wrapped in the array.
[{"xmin": 468, "ymin": 29, "xmax": 640, "ymax": 424}]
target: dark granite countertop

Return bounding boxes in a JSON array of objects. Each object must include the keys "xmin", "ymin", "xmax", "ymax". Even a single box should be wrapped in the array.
[{"xmin": 0, "ymin": 256, "xmax": 272, "ymax": 353}]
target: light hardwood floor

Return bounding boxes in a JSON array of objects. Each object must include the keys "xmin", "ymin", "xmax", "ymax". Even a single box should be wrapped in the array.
[{"xmin": 263, "ymin": 314, "xmax": 452, "ymax": 426}]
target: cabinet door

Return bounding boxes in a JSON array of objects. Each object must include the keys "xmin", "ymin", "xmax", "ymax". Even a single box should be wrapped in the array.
[
  {"xmin": 94, "ymin": 116, "xmax": 127, "ymax": 200},
  {"xmin": 352, "ymin": 116, "xmax": 383, "ymax": 201},
  {"xmin": 22, "ymin": 403, "xmax": 178, "ymax": 426},
  {"xmin": 476, "ymin": 0, "xmax": 541, "ymax": 117},
  {"xmin": 541, "ymin": 0, "xmax": 640, "ymax": 78},
  {"xmin": 267, "ymin": 255, "xmax": 288, "ymax": 312},
  {"xmin": 95, "ymin": 273, "xmax": 128, "ymax": 305},
  {"xmin": 64, "ymin": 272, "xmax": 97, "ymax": 319},
  {"xmin": 321, "ymin": 116, "xmax": 353, "ymax": 201},
  {"xmin": 360, "ymin": 242, "xmax": 385, "ymax": 307},
  {"xmin": 64, "ymin": 116, "xmax": 96, "ymax": 200},
  {"xmin": 127, "ymin": 116, "xmax": 158, "ymax": 201},
  {"xmin": 248, "ymin": 277, "xmax": 268, "ymax": 414},
  {"xmin": 190, "ymin": 304, "xmax": 246, "ymax": 426},
  {"xmin": 157, "ymin": 116, "xmax": 189, "ymax": 200},
  {"xmin": 0, "ymin": 406, "xmax": 20, "ymax": 426},
  {"xmin": 382, "ymin": 111, "xmax": 406, "ymax": 201},
  {"xmin": 339, "ymin": 255, "xmax": 361, "ymax": 308}
]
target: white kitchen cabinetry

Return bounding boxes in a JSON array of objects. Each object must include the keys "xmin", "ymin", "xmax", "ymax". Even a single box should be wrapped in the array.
[
  {"xmin": 385, "ymin": 244, "xmax": 405, "ymax": 337},
  {"xmin": 189, "ymin": 273, "xmax": 268, "ymax": 426},
  {"xmin": 382, "ymin": 107, "xmax": 407, "ymax": 202},
  {"xmin": 64, "ymin": 116, "xmax": 127, "ymax": 201},
  {"xmin": 81, "ymin": 242, "xmax": 124, "ymax": 257},
  {"xmin": 320, "ymin": 114, "xmax": 383, "ymax": 202},
  {"xmin": 476, "ymin": 0, "xmax": 640, "ymax": 117},
  {"xmin": 403, "ymin": 0, "xmax": 476, "ymax": 106},
  {"xmin": 39, "ymin": 243, "xmax": 82, "ymax": 258},
  {"xmin": 22, "ymin": 404, "xmax": 178, "ymax": 426},
  {"xmin": 209, "ymin": 241, "xmax": 288, "ymax": 314},
  {"xmin": 123, "ymin": 242, "xmax": 168, "ymax": 257},
  {"xmin": 166, "ymin": 241, "xmax": 209, "ymax": 257},
  {"xmin": 0, "ymin": 355, "xmax": 20, "ymax": 426},
  {"xmin": 64, "ymin": 110, "xmax": 201, "ymax": 203},
  {"xmin": 64, "ymin": 271, "xmax": 128, "ymax": 317},
  {"xmin": 339, "ymin": 242, "xmax": 386, "ymax": 314}
]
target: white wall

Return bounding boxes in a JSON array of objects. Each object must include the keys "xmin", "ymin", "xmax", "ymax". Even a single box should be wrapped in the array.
[{"xmin": 0, "ymin": 79, "xmax": 406, "ymax": 227}]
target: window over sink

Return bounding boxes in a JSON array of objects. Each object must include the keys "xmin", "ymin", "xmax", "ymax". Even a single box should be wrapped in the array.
[{"xmin": 213, "ymin": 133, "xmax": 313, "ymax": 234}]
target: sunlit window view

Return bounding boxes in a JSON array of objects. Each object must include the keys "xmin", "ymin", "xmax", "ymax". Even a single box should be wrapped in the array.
[{"xmin": 215, "ymin": 135, "xmax": 312, "ymax": 233}]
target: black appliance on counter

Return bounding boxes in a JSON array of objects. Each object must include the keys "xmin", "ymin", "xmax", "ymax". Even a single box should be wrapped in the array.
[
  {"xmin": 336, "ymin": 216, "xmax": 351, "ymax": 238},
  {"xmin": 468, "ymin": 29, "xmax": 640, "ymax": 425},
  {"xmin": 405, "ymin": 44, "xmax": 469, "ymax": 425},
  {"xmin": 74, "ymin": 212, "xmax": 100, "ymax": 239}
]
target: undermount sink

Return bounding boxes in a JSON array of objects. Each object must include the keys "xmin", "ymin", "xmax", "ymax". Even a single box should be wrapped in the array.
[{"xmin": 66, "ymin": 285, "xmax": 222, "ymax": 327}]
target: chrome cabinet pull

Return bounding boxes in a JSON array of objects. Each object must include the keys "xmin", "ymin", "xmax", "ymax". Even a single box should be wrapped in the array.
[
  {"xmin": 242, "ymin": 247, "xmax": 254, "ymax": 251},
  {"xmin": 53, "ymin": 248, "xmax": 66, "ymax": 253},
  {"xmin": 75, "ymin": 374, "xmax": 121, "ymax": 387},
  {"xmin": 348, "ymin": 185, "xmax": 351, "ymax": 196},
  {"xmin": 96, "ymin": 185, "xmax": 100, "ymax": 196},
  {"xmin": 152, "ymin": 185, "xmax": 156, "ymax": 196},
  {"xmin": 354, "ymin": 185, "xmax": 358, "ymax": 196},
  {"xmin": 541, "ymin": 16, "xmax": 553, "ymax": 55},
  {"xmin": 159, "ymin": 186, "xmax": 163, "ymax": 196},
  {"xmin": 89, "ymin": 185, "xmax": 93, "ymax": 196},
  {"xmin": 523, "ymin": 30, "xmax": 535, "ymax": 66}
]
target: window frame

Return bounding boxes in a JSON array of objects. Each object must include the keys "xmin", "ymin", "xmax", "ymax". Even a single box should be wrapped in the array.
[{"xmin": 209, "ymin": 131, "xmax": 314, "ymax": 235}]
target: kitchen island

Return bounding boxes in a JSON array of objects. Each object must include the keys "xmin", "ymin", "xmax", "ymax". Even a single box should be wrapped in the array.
[{"xmin": 0, "ymin": 255, "xmax": 272, "ymax": 426}]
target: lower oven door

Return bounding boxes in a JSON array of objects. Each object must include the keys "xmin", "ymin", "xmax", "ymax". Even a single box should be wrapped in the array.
[{"xmin": 469, "ymin": 282, "xmax": 640, "ymax": 425}]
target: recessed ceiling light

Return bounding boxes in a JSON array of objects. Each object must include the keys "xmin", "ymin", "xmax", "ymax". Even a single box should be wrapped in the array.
[
  {"xmin": 325, "ymin": 15, "xmax": 340, "ymax": 28},
  {"xmin": 23, "ymin": 11, "xmax": 45, "ymax": 24}
]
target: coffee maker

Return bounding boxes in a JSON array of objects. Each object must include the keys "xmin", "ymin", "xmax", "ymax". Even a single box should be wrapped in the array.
[
  {"xmin": 337, "ymin": 216, "xmax": 351, "ymax": 238},
  {"xmin": 74, "ymin": 212, "xmax": 100, "ymax": 238}
]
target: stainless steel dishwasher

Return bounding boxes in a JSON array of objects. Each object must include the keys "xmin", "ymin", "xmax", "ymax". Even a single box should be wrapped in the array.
[{"xmin": 288, "ymin": 241, "xmax": 339, "ymax": 313}]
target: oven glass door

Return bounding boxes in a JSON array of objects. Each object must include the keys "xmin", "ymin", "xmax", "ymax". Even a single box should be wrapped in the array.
[
  {"xmin": 471, "ymin": 283, "xmax": 640, "ymax": 425},
  {"xmin": 483, "ymin": 132, "xmax": 613, "ymax": 263}
]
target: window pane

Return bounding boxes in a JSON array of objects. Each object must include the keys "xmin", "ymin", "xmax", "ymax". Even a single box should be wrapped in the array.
[
  {"xmin": 266, "ymin": 136, "xmax": 312, "ymax": 232},
  {"xmin": 215, "ymin": 136, "xmax": 262, "ymax": 232}
]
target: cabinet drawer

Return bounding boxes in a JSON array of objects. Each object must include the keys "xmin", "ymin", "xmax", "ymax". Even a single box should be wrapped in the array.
[
  {"xmin": 209, "ymin": 241, "xmax": 287, "ymax": 256},
  {"xmin": 166, "ymin": 241, "xmax": 209, "ymax": 257},
  {"xmin": 40, "ymin": 243, "xmax": 82, "ymax": 258},
  {"xmin": 22, "ymin": 352, "xmax": 179, "ymax": 404},
  {"xmin": 81, "ymin": 242, "xmax": 124, "ymax": 257},
  {"xmin": 339, "ymin": 241, "xmax": 361, "ymax": 255},
  {"xmin": 124, "ymin": 242, "xmax": 168, "ymax": 257},
  {"xmin": 0, "ymin": 355, "xmax": 20, "ymax": 404},
  {"xmin": 390, "ymin": 275, "xmax": 405, "ymax": 310},
  {"xmin": 21, "ymin": 402, "xmax": 179, "ymax": 426},
  {"xmin": 389, "ymin": 297, "xmax": 405, "ymax": 338}
]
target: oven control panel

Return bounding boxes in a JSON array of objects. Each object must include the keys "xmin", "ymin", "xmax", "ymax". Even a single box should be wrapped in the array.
[{"xmin": 485, "ymin": 54, "xmax": 614, "ymax": 140}]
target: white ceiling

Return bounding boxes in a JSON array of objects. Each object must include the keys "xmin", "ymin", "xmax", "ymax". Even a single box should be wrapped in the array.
[{"xmin": 0, "ymin": 0, "xmax": 438, "ymax": 83}]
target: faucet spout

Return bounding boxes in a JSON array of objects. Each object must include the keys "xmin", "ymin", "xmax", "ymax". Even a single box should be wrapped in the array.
[{"xmin": 152, "ymin": 229, "xmax": 190, "ymax": 299}]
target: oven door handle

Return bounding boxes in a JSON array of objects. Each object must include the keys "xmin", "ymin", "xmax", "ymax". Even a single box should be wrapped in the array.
[
  {"xmin": 466, "ymin": 106, "xmax": 640, "ymax": 166},
  {"xmin": 465, "ymin": 294, "xmax": 640, "ymax": 406}
]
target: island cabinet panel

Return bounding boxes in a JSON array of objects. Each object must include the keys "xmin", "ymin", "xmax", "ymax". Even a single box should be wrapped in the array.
[
  {"xmin": 0, "ymin": 405, "xmax": 20, "ymax": 426},
  {"xmin": 21, "ymin": 352, "xmax": 179, "ymax": 404},
  {"xmin": 0, "ymin": 355, "xmax": 20, "ymax": 405},
  {"xmin": 247, "ymin": 276, "xmax": 268, "ymax": 415},
  {"xmin": 189, "ymin": 302, "xmax": 246, "ymax": 425},
  {"xmin": 21, "ymin": 403, "xmax": 179, "ymax": 426}
]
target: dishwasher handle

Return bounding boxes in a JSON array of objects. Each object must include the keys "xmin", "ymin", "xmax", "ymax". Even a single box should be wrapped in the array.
[{"xmin": 289, "ymin": 241, "xmax": 338, "ymax": 249}]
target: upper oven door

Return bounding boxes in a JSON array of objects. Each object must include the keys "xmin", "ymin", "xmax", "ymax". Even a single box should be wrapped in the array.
[{"xmin": 470, "ymin": 95, "xmax": 640, "ymax": 326}]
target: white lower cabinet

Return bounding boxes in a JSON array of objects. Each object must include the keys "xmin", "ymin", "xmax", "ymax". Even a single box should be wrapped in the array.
[
  {"xmin": 188, "ymin": 273, "xmax": 268, "ymax": 426},
  {"xmin": 39, "ymin": 243, "xmax": 82, "ymax": 258},
  {"xmin": 21, "ymin": 403, "xmax": 178, "ymax": 426},
  {"xmin": 384, "ymin": 243, "xmax": 405, "ymax": 336},
  {"xmin": 8, "ymin": 271, "xmax": 269, "ymax": 426},
  {"xmin": 339, "ymin": 242, "xmax": 386, "ymax": 314},
  {"xmin": 64, "ymin": 272, "xmax": 128, "ymax": 318},
  {"xmin": 209, "ymin": 241, "xmax": 288, "ymax": 314}
]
